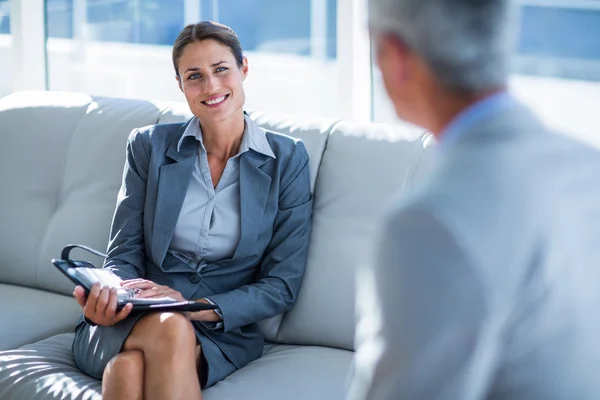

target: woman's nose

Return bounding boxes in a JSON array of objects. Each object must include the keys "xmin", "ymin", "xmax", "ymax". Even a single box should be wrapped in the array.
[{"xmin": 203, "ymin": 75, "xmax": 219, "ymax": 93}]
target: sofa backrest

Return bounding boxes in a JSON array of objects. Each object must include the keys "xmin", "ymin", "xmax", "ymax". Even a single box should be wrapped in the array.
[
  {"xmin": 0, "ymin": 90, "xmax": 434, "ymax": 350},
  {"xmin": 275, "ymin": 121, "xmax": 435, "ymax": 350}
]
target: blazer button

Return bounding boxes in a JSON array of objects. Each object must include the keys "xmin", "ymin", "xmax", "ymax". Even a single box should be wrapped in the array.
[{"xmin": 189, "ymin": 274, "xmax": 201, "ymax": 284}]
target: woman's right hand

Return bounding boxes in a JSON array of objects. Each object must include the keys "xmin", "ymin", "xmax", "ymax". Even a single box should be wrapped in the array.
[{"xmin": 73, "ymin": 283, "xmax": 133, "ymax": 326}]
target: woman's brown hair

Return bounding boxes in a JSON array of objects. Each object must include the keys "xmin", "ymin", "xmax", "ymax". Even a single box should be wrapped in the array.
[{"xmin": 172, "ymin": 21, "xmax": 244, "ymax": 77}]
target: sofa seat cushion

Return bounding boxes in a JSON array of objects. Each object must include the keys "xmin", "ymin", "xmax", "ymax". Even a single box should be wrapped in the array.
[
  {"xmin": 0, "ymin": 333, "xmax": 101, "ymax": 400},
  {"xmin": 0, "ymin": 284, "xmax": 82, "ymax": 350},
  {"xmin": 0, "ymin": 333, "xmax": 352, "ymax": 400},
  {"xmin": 205, "ymin": 344, "xmax": 353, "ymax": 400}
]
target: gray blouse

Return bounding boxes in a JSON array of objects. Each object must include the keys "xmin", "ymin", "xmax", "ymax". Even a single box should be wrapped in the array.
[{"xmin": 168, "ymin": 114, "xmax": 276, "ymax": 271}]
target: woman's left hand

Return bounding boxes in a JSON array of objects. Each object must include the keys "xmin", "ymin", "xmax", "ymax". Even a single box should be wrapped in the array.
[{"xmin": 121, "ymin": 279, "xmax": 186, "ymax": 302}]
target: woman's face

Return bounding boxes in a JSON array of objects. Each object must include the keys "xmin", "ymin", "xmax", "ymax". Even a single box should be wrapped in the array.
[{"xmin": 177, "ymin": 39, "xmax": 248, "ymax": 125}]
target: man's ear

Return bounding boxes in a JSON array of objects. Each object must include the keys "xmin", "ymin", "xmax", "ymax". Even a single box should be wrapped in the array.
[
  {"xmin": 176, "ymin": 75, "xmax": 183, "ymax": 93},
  {"xmin": 241, "ymin": 57, "xmax": 249, "ymax": 81},
  {"xmin": 376, "ymin": 33, "xmax": 411, "ymax": 87}
]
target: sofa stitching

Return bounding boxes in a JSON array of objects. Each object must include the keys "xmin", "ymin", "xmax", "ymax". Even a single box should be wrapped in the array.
[
  {"xmin": 316, "ymin": 119, "xmax": 342, "ymax": 173},
  {"xmin": 403, "ymin": 130, "xmax": 433, "ymax": 195},
  {"xmin": 308, "ymin": 118, "xmax": 342, "ymax": 198},
  {"xmin": 157, "ymin": 104, "xmax": 170, "ymax": 125}
]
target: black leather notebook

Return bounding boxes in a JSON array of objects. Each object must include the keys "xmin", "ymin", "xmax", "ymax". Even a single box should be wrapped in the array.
[{"xmin": 52, "ymin": 244, "xmax": 217, "ymax": 313}]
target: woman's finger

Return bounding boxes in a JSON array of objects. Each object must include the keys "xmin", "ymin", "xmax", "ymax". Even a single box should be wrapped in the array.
[
  {"xmin": 114, "ymin": 303, "xmax": 133, "ymax": 323},
  {"xmin": 105, "ymin": 288, "xmax": 119, "ymax": 319},
  {"xmin": 84, "ymin": 283, "xmax": 102, "ymax": 317},
  {"xmin": 135, "ymin": 287, "xmax": 165, "ymax": 298},
  {"xmin": 73, "ymin": 285, "xmax": 87, "ymax": 308},
  {"xmin": 153, "ymin": 289, "xmax": 184, "ymax": 302},
  {"xmin": 95, "ymin": 287, "xmax": 111, "ymax": 315},
  {"xmin": 120, "ymin": 278, "xmax": 147, "ymax": 286},
  {"xmin": 121, "ymin": 280, "xmax": 156, "ymax": 290}
]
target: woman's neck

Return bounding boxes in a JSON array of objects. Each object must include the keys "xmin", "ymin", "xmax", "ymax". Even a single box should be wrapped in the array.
[{"xmin": 199, "ymin": 113, "xmax": 245, "ymax": 162}]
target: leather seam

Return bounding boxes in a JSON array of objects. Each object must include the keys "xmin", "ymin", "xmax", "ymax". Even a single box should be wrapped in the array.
[{"xmin": 403, "ymin": 130, "xmax": 432, "ymax": 195}]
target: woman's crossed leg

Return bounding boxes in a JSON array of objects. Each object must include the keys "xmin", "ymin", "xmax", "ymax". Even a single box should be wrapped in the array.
[{"xmin": 102, "ymin": 312, "xmax": 203, "ymax": 400}]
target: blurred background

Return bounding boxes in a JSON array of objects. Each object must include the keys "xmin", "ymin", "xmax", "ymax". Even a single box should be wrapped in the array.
[{"xmin": 0, "ymin": 0, "xmax": 599, "ymax": 146}]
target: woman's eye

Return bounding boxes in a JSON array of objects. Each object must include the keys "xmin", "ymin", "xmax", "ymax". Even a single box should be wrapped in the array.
[
  {"xmin": 216, "ymin": 67, "xmax": 228, "ymax": 73},
  {"xmin": 188, "ymin": 73, "xmax": 201, "ymax": 80}
]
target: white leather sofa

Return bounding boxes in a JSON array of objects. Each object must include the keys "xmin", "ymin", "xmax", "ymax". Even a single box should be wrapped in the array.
[{"xmin": 0, "ymin": 90, "xmax": 434, "ymax": 399}]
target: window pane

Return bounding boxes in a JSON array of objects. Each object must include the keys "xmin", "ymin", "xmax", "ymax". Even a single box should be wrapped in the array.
[
  {"xmin": 218, "ymin": 0, "xmax": 336, "ymax": 59},
  {"xmin": 47, "ymin": 0, "xmax": 73, "ymax": 38},
  {"xmin": 511, "ymin": 1, "xmax": 600, "ymax": 149},
  {"xmin": 0, "ymin": 0, "xmax": 11, "ymax": 97},
  {"xmin": 514, "ymin": 4, "xmax": 600, "ymax": 81},
  {"xmin": 46, "ymin": 0, "xmax": 339, "ymax": 118},
  {"xmin": 372, "ymin": 2, "xmax": 600, "ymax": 149}
]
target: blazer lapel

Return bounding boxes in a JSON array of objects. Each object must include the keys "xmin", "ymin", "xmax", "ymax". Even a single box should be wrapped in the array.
[
  {"xmin": 151, "ymin": 126, "xmax": 196, "ymax": 267},
  {"xmin": 233, "ymin": 150, "xmax": 272, "ymax": 259}
]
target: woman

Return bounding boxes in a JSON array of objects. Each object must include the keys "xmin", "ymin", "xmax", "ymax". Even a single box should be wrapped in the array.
[{"xmin": 71, "ymin": 21, "xmax": 312, "ymax": 399}]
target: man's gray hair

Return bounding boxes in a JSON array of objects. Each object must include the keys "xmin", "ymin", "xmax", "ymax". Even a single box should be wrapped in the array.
[{"xmin": 370, "ymin": 0, "xmax": 514, "ymax": 92}]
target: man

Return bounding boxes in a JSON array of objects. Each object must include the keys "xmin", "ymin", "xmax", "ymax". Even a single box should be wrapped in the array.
[{"xmin": 348, "ymin": 1, "xmax": 600, "ymax": 399}]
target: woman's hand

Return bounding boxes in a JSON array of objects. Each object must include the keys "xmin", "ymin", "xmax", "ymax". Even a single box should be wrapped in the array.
[
  {"xmin": 120, "ymin": 280, "xmax": 222, "ymax": 323},
  {"xmin": 120, "ymin": 279, "xmax": 186, "ymax": 302},
  {"xmin": 73, "ymin": 284, "xmax": 133, "ymax": 326},
  {"xmin": 188, "ymin": 298, "xmax": 223, "ymax": 323}
]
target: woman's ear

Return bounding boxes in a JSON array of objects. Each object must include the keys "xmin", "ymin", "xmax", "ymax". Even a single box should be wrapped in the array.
[
  {"xmin": 241, "ymin": 57, "xmax": 249, "ymax": 81},
  {"xmin": 176, "ymin": 75, "xmax": 184, "ymax": 93}
]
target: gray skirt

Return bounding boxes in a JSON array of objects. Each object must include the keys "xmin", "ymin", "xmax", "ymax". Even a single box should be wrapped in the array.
[{"xmin": 72, "ymin": 313, "xmax": 236, "ymax": 389}]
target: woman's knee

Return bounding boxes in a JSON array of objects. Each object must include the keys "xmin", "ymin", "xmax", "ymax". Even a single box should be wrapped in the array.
[
  {"xmin": 103, "ymin": 350, "xmax": 144, "ymax": 381},
  {"xmin": 126, "ymin": 312, "xmax": 196, "ymax": 351},
  {"xmin": 156, "ymin": 312, "xmax": 196, "ymax": 346}
]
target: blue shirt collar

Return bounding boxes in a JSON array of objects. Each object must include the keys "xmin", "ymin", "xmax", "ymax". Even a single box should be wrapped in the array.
[
  {"xmin": 440, "ymin": 91, "xmax": 515, "ymax": 146},
  {"xmin": 177, "ymin": 114, "xmax": 276, "ymax": 159}
]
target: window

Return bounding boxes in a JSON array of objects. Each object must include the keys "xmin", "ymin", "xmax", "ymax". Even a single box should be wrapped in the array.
[
  {"xmin": 45, "ymin": 0, "xmax": 339, "ymax": 118},
  {"xmin": 372, "ymin": 1, "xmax": 600, "ymax": 148},
  {"xmin": 47, "ymin": 0, "xmax": 186, "ymax": 44},
  {"xmin": 514, "ymin": 1, "xmax": 600, "ymax": 81},
  {"xmin": 510, "ymin": 0, "xmax": 600, "ymax": 148},
  {"xmin": 0, "ymin": 0, "xmax": 11, "ymax": 96}
]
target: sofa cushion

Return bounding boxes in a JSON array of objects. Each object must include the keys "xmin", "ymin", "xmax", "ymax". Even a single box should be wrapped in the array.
[
  {"xmin": 205, "ymin": 344, "xmax": 352, "ymax": 400},
  {"xmin": 0, "ymin": 333, "xmax": 352, "ymax": 400},
  {"xmin": 0, "ymin": 91, "xmax": 92, "ymax": 289},
  {"xmin": 276, "ymin": 121, "xmax": 435, "ymax": 350},
  {"xmin": 0, "ymin": 334, "xmax": 101, "ymax": 400},
  {"xmin": 0, "ymin": 92, "xmax": 165, "ymax": 296},
  {"xmin": 0, "ymin": 284, "xmax": 81, "ymax": 351}
]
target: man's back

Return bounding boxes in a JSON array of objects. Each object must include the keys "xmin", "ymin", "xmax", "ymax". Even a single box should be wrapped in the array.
[{"xmin": 351, "ymin": 99, "xmax": 600, "ymax": 399}]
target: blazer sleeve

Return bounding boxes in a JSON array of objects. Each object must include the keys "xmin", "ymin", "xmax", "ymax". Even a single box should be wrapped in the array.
[
  {"xmin": 102, "ymin": 128, "xmax": 149, "ymax": 280},
  {"xmin": 208, "ymin": 140, "xmax": 313, "ymax": 332}
]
